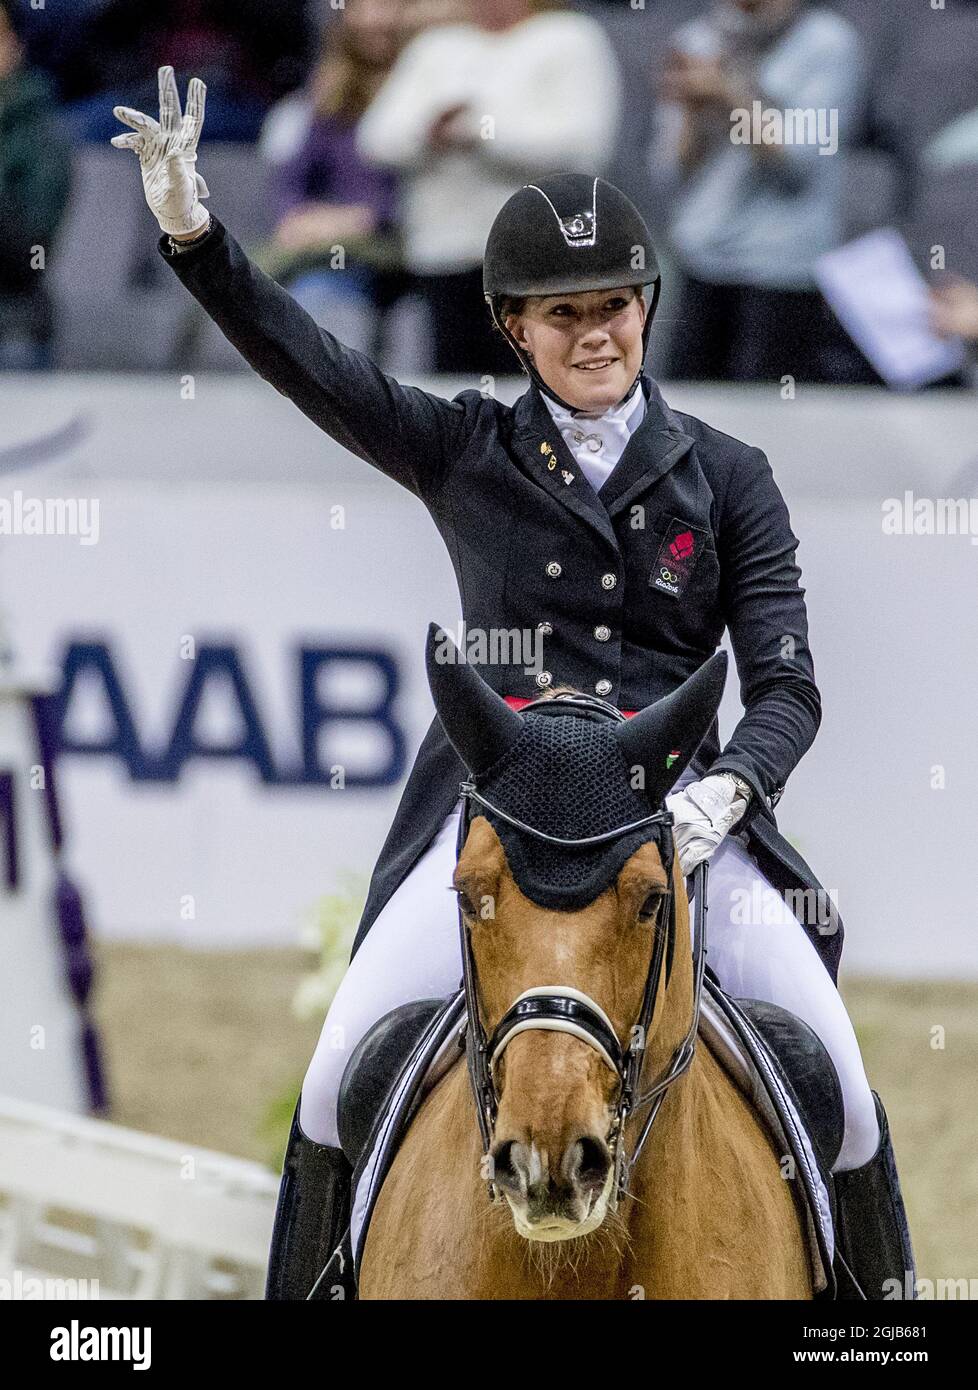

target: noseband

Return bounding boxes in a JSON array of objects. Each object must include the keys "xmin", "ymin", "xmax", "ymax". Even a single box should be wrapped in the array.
[{"xmin": 456, "ymin": 693, "xmax": 709, "ymax": 1207}]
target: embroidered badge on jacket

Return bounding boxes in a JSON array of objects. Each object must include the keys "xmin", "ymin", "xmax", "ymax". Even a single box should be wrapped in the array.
[{"xmin": 651, "ymin": 517, "xmax": 710, "ymax": 598}]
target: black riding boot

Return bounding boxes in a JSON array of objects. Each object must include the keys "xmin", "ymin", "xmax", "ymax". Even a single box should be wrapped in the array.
[
  {"xmin": 265, "ymin": 1098, "xmax": 356, "ymax": 1300},
  {"xmin": 833, "ymin": 1092, "xmax": 916, "ymax": 1300}
]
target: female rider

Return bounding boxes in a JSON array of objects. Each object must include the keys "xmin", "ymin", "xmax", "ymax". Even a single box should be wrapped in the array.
[{"xmin": 113, "ymin": 67, "xmax": 914, "ymax": 1301}]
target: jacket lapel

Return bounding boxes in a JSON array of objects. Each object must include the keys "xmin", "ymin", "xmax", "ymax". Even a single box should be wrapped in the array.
[
  {"xmin": 508, "ymin": 379, "xmax": 696, "ymax": 543},
  {"xmin": 509, "ymin": 385, "xmax": 619, "ymax": 552},
  {"xmin": 596, "ymin": 377, "xmax": 696, "ymax": 520}
]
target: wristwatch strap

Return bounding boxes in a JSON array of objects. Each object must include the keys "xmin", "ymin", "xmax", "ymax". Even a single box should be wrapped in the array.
[{"xmin": 716, "ymin": 771, "xmax": 753, "ymax": 803}]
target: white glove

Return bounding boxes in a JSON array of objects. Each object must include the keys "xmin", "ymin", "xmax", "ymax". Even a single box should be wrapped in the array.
[
  {"xmin": 111, "ymin": 65, "xmax": 210, "ymax": 237},
  {"xmin": 666, "ymin": 775, "xmax": 750, "ymax": 877}
]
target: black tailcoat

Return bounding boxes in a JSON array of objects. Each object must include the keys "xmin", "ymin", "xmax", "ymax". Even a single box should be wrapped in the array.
[{"xmin": 161, "ymin": 218, "xmax": 843, "ymax": 980}]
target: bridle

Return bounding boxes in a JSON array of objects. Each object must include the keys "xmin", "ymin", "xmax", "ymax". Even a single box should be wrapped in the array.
[{"xmin": 455, "ymin": 692, "xmax": 710, "ymax": 1208}]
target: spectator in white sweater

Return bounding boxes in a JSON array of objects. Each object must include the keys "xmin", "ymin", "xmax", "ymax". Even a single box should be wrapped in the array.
[{"xmin": 356, "ymin": 0, "xmax": 622, "ymax": 374}]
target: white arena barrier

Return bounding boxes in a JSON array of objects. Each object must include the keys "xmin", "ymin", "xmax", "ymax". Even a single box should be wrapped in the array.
[{"xmin": 0, "ymin": 1096, "xmax": 278, "ymax": 1300}]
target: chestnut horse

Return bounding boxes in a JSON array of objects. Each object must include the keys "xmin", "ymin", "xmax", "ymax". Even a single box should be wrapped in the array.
[{"xmin": 359, "ymin": 630, "xmax": 812, "ymax": 1299}]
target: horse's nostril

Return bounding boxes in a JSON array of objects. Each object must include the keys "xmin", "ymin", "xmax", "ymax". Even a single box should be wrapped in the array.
[
  {"xmin": 490, "ymin": 1140, "xmax": 518, "ymax": 1186},
  {"xmin": 574, "ymin": 1136, "xmax": 612, "ymax": 1190}
]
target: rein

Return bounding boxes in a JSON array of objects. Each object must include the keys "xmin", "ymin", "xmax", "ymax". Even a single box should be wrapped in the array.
[{"xmin": 455, "ymin": 693, "xmax": 710, "ymax": 1208}]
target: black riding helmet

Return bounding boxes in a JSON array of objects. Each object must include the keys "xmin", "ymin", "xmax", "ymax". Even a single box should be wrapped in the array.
[{"xmin": 483, "ymin": 173, "xmax": 661, "ymax": 411}]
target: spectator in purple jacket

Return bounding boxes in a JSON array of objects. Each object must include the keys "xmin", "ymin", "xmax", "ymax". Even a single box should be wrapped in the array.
[{"xmin": 257, "ymin": 0, "xmax": 405, "ymax": 353}]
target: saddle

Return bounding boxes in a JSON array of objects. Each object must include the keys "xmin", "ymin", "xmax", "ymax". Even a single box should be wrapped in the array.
[{"xmin": 337, "ymin": 982, "xmax": 844, "ymax": 1292}]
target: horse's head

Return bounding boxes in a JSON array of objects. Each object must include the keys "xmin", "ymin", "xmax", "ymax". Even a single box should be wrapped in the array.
[{"xmin": 426, "ymin": 625, "xmax": 727, "ymax": 1243}]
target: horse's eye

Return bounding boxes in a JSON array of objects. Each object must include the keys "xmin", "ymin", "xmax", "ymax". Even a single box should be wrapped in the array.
[
  {"xmin": 638, "ymin": 892, "xmax": 662, "ymax": 922},
  {"xmin": 454, "ymin": 887, "xmax": 477, "ymax": 919}
]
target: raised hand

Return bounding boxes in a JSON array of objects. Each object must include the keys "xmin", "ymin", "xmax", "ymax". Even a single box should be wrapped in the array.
[{"xmin": 111, "ymin": 65, "xmax": 211, "ymax": 237}]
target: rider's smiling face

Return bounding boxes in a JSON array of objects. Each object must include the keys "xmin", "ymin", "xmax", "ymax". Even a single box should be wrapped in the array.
[{"xmin": 505, "ymin": 287, "xmax": 646, "ymax": 412}]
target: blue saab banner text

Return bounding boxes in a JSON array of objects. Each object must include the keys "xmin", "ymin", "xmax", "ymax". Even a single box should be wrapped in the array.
[{"xmin": 49, "ymin": 641, "xmax": 407, "ymax": 787}]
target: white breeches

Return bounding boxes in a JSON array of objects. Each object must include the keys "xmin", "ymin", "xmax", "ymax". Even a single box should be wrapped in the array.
[{"xmin": 301, "ymin": 782, "xmax": 880, "ymax": 1172}]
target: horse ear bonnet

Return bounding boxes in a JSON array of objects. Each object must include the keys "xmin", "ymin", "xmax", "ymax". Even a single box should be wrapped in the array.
[
  {"xmin": 472, "ymin": 713, "xmax": 668, "ymax": 910},
  {"xmin": 425, "ymin": 624, "xmax": 727, "ymax": 911}
]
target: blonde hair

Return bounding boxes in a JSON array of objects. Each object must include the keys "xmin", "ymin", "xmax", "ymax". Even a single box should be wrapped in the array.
[{"xmin": 538, "ymin": 683, "xmax": 583, "ymax": 700}]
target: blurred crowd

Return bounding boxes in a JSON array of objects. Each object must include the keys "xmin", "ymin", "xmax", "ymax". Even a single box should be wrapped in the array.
[{"xmin": 2, "ymin": 0, "xmax": 978, "ymax": 383}]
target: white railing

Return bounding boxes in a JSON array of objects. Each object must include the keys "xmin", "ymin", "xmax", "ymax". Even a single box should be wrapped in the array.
[{"xmin": 0, "ymin": 1096, "xmax": 278, "ymax": 1300}]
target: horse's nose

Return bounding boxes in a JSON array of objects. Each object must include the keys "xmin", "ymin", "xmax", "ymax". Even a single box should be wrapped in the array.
[{"xmin": 490, "ymin": 1133, "xmax": 612, "ymax": 1202}]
